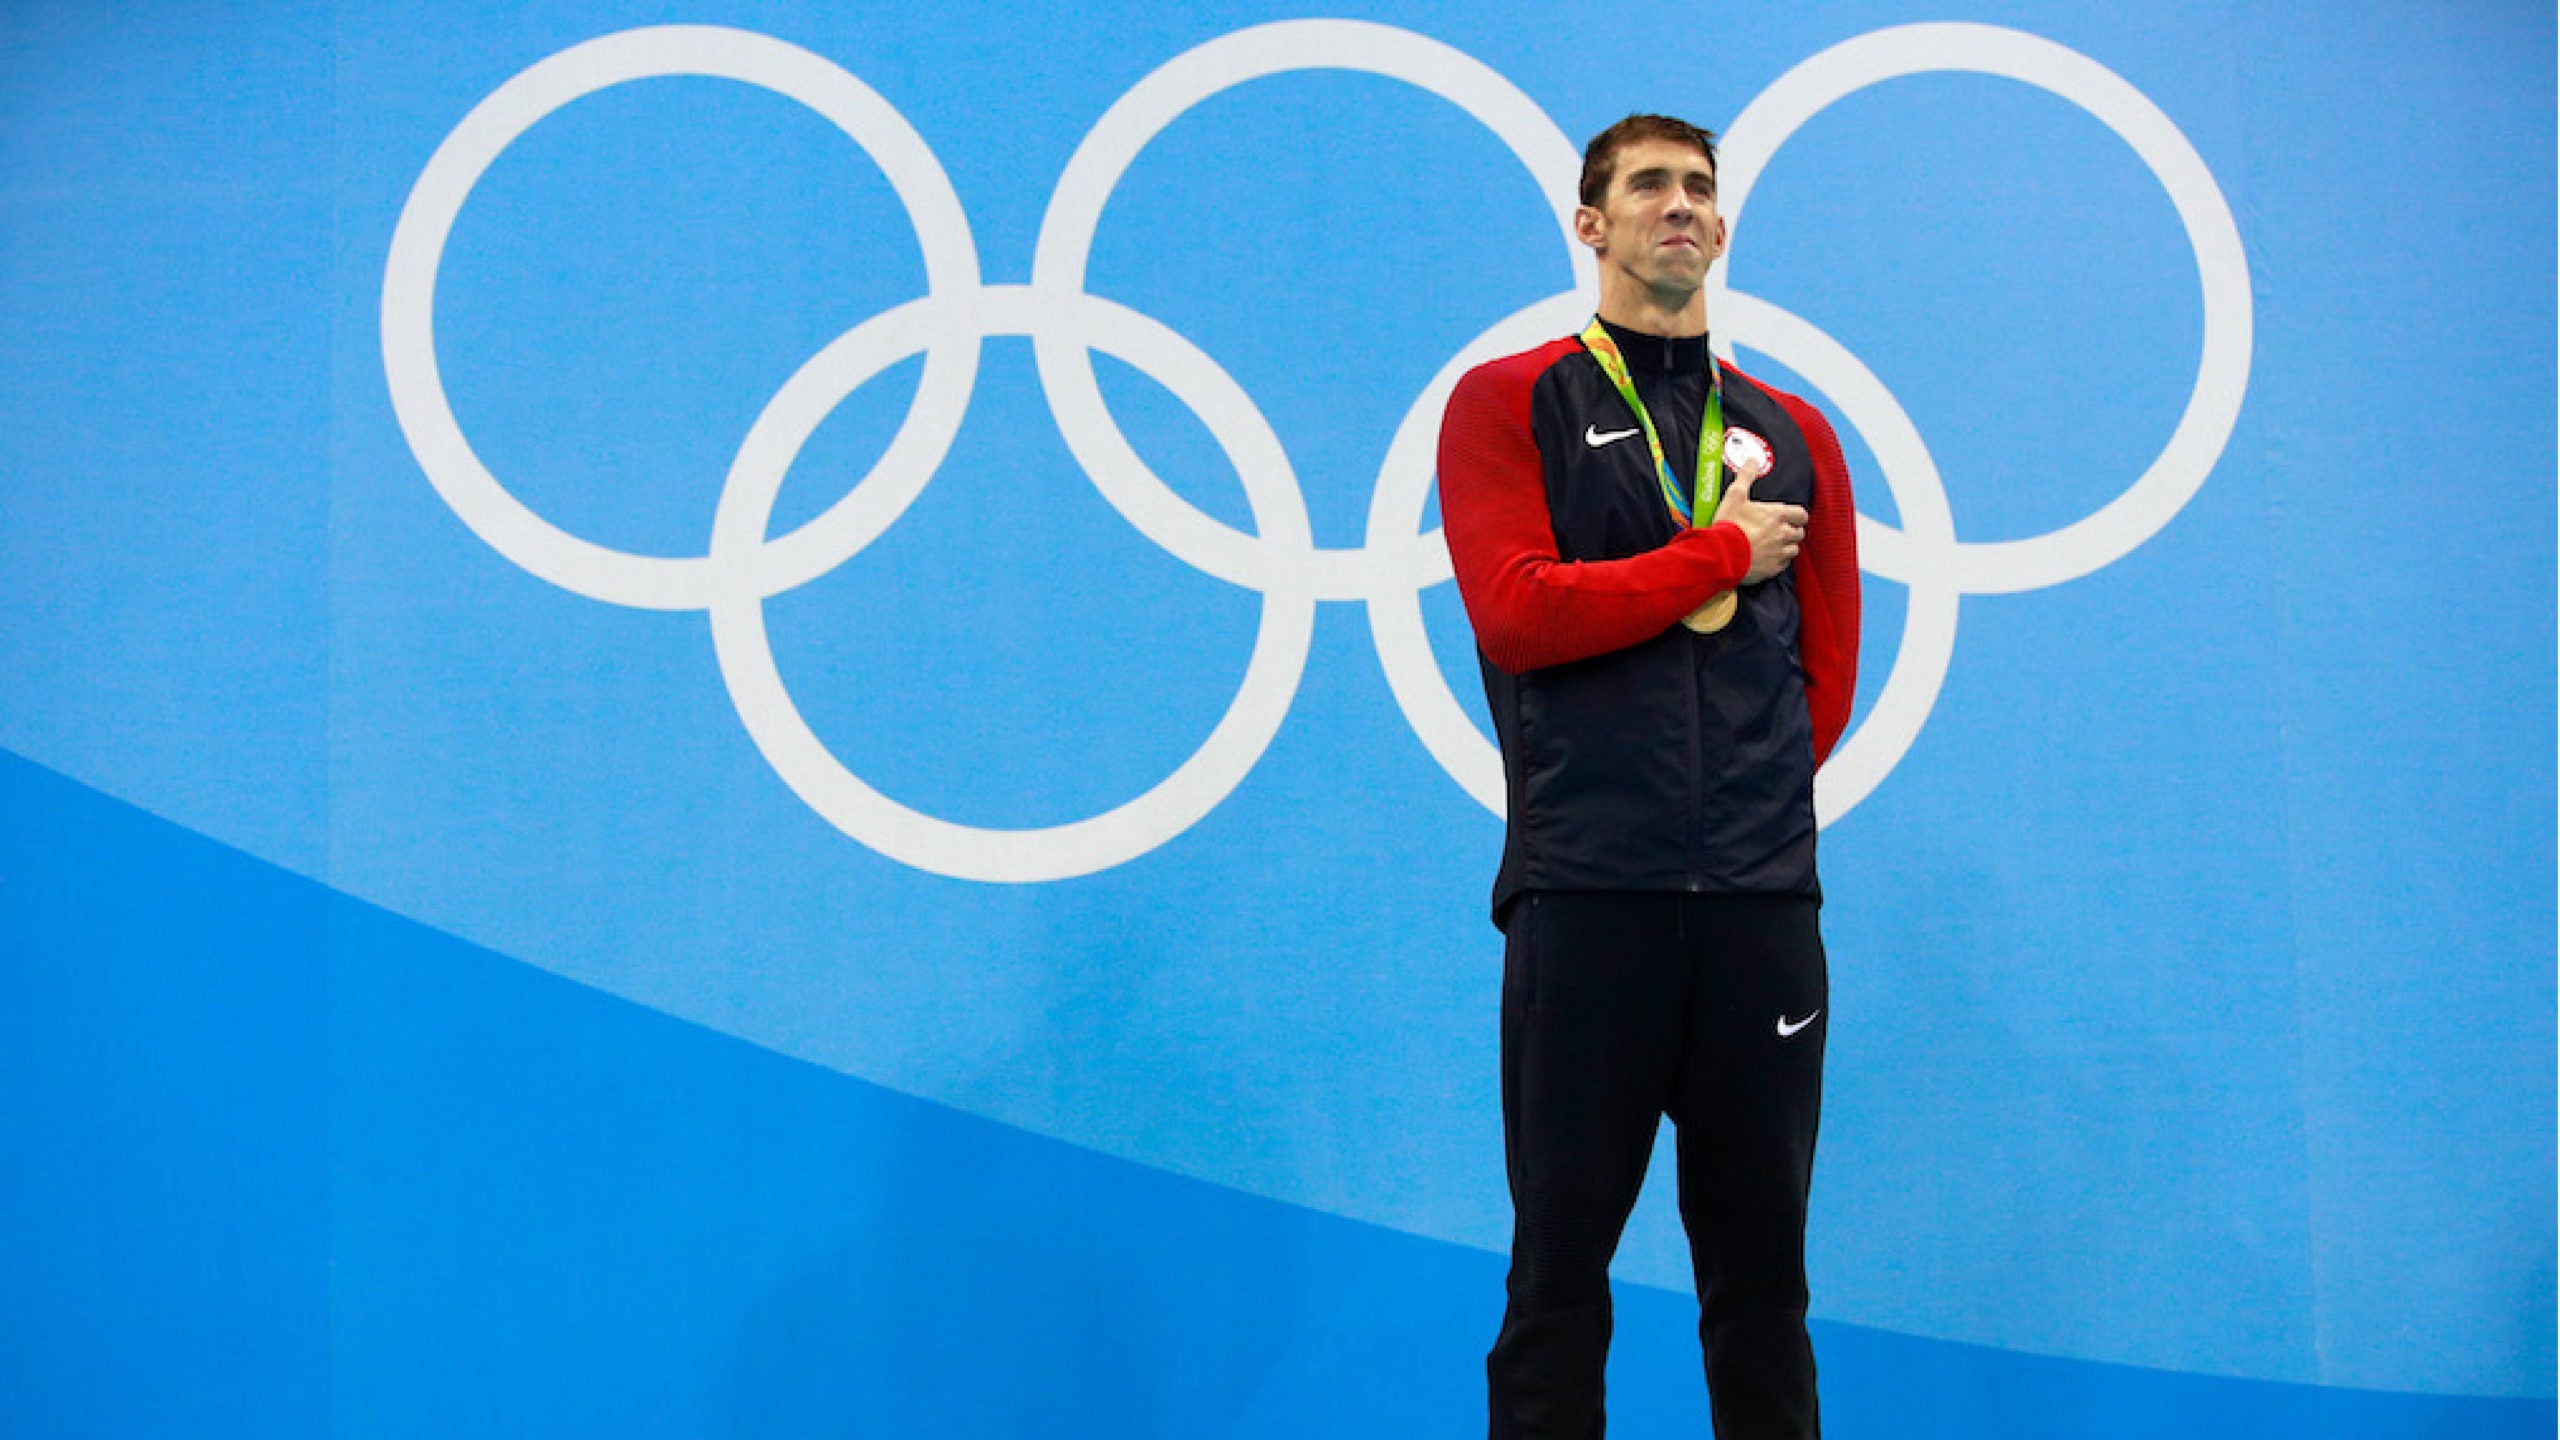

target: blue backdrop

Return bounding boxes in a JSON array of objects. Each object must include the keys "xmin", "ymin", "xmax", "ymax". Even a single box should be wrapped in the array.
[{"xmin": 4, "ymin": 2, "xmax": 2551, "ymax": 1435}]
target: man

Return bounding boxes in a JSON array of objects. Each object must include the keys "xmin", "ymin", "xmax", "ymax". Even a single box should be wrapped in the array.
[{"xmin": 1436, "ymin": 114, "xmax": 1861, "ymax": 1439}]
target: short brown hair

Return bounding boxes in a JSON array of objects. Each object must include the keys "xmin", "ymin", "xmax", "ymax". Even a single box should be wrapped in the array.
[{"xmin": 1578, "ymin": 114, "xmax": 1719, "ymax": 208}]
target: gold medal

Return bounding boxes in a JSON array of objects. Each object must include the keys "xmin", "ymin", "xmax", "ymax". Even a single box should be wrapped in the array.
[
  {"xmin": 1688, "ymin": 427, "xmax": 1769, "ymax": 633},
  {"xmin": 1682, "ymin": 589, "xmax": 1737, "ymax": 633}
]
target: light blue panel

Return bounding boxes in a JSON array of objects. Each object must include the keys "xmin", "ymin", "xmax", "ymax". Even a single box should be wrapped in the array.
[
  {"xmin": 0, "ymin": 0, "xmax": 337, "ymax": 872},
  {"xmin": 1, "ymin": 0, "xmax": 2549, "ymax": 1412}
]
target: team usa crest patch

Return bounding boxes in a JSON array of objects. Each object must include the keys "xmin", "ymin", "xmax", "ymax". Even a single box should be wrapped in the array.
[{"xmin": 1722, "ymin": 426, "xmax": 1775, "ymax": 481}]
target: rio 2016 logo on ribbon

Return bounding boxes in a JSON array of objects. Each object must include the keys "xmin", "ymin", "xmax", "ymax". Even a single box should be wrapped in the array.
[{"xmin": 382, "ymin": 20, "xmax": 2251, "ymax": 884}]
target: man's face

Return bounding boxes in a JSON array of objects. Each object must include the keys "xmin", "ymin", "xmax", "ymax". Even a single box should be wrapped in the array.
[{"xmin": 1575, "ymin": 137, "xmax": 1725, "ymax": 295}]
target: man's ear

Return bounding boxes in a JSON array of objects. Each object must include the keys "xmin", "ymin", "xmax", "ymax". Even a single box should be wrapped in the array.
[
  {"xmin": 1573, "ymin": 204, "xmax": 1606, "ymax": 253},
  {"xmin": 1708, "ymin": 212, "xmax": 1728, "ymax": 260}
]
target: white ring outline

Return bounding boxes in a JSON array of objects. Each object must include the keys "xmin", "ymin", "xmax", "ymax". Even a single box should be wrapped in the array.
[
  {"xmin": 1029, "ymin": 18, "xmax": 1592, "ymax": 603},
  {"xmin": 1361, "ymin": 289, "xmax": 1969, "ymax": 826},
  {"xmin": 382, "ymin": 25, "xmax": 983, "ymax": 612},
  {"xmin": 1712, "ymin": 22, "xmax": 2254, "ymax": 595},
  {"xmin": 707, "ymin": 287, "xmax": 1316, "ymax": 883},
  {"xmin": 381, "ymin": 20, "xmax": 2253, "ymax": 876},
  {"xmin": 1370, "ymin": 25, "xmax": 2248, "ymax": 825}
]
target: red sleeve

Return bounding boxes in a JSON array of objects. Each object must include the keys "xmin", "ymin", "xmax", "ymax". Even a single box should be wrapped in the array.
[
  {"xmin": 1438, "ymin": 344, "xmax": 1752, "ymax": 676},
  {"xmin": 1773, "ymin": 388, "xmax": 1861, "ymax": 767}
]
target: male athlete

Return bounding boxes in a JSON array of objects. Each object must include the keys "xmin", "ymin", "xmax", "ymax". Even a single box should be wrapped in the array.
[{"xmin": 1436, "ymin": 114, "xmax": 1861, "ymax": 1439}]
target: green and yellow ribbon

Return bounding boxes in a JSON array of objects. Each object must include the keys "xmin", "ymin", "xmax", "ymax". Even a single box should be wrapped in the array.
[{"xmin": 1578, "ymin": 318, "xmax": 1725, "ymax": 528}]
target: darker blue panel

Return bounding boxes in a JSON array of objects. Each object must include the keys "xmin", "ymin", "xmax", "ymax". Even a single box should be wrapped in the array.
[
  {"xmin": 0, "ymin": 746, "xmax": 2548, "ymax": 1438},
  {"xmin": 0, "ymin": 759, "xmax": 330, "ymax": 1439}
]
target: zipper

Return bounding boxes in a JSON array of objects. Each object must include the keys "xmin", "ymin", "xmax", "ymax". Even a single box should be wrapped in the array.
[{"xmin": 1686, "ymin": 625, "xmax": 1709, "ymax": 891}]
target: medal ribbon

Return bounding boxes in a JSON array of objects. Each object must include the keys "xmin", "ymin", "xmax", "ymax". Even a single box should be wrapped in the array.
[{"xmin": 1579, "ymin": 318, "xmax": 1724, "ymax": 528}]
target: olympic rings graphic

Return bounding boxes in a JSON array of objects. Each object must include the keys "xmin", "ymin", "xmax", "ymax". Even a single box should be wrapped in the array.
[{"xmin": 382, "ymin": 19, "xmax": 2251, "ymax": 882}]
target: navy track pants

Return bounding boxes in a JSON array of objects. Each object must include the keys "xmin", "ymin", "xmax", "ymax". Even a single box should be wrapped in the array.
[{"xmin": 1487, "ymin": 891, "xmax": 1828, "ymax": 1440}]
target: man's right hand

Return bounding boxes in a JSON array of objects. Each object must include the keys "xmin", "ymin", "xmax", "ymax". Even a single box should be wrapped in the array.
[{"xmin": 1718, "ymin": 469, "xmax": 1808, "ymax": 583}]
